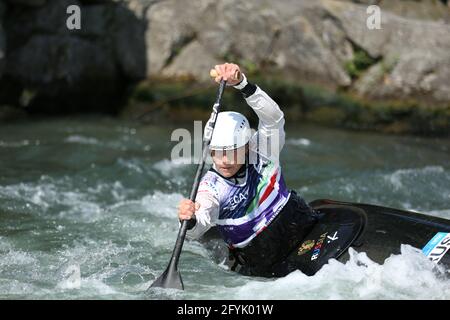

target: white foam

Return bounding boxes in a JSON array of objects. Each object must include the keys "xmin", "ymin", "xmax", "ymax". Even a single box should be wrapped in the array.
[
  {"xmin": 64, "ymin": 135, "xmax": 100, "ymax": 145},
  {"xmin": 0, "ymin": 178, "xmax": 117, "ymax": 222},
  {"xmin": 56, "ymin": 264, "xmax": 81, "ymax": 290},
  {"xmin": 384, "ymin": 166, "xmax": 445, "ymax": 191},
  {"xmin": 152, "ymin": 158, "xmax": 191, "ymax": 176},
  {"xmin": 117, "ymin": 158, "xmax": 145, "ymax": 174},
  {"xmin": 0, "ymin": 249, "xmax": 38, "ymax": 268},
  {"xmin": 141, "ymin": 191, "xmax": 183, "ymax": 218},
  {"xmin": 231, "ymin": 245, "xmax": 450, "ymax": 300},
  {"xmin": 0, "ymin": 140, "xmax": 32, "ymax": 148},
  {"xmin": 287, "ymin": 138, "xmax": 311, "ymax": 147},
  {"xmin": 417, "ymin": 208, "xmax": 450, "ymax": 220}
]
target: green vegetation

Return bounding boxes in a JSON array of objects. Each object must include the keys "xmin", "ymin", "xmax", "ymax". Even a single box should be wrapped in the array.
[{"xmin": 344, "ymin": 48, "xmax": 378, "ymax": 79}]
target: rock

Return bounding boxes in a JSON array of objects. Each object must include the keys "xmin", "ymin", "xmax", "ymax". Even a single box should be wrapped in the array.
[
  {"xmin": 353, "ymin": 63, "xmax": 385, "ymax": 96},
  {"xmin": 162, "ymin": 40, "xmax": 220, "ymax": 81},
  {"xmin": 380, "ymin": 0, "xmax": 449, "ymax": 21},
  {"xmin": 145, "ymin": 0, "xmax": 353, "ymax": 86},
  {"xmin": 113, "ymin": 3, "xmax": 147, "ymax": 80},
  {"xmin": 344, "ymin": 0, "xmax": 450, "ymax": 21},
  {"xmin": 7, "ymin": 35, "xmax": 115, "ymax": 85},
  {"xmin": 1, "ymin": 0, "xmax": 147, "ymax": 112},
  {"xmin": 0, "ymin": 1, "xmax": 5, "ymax": 80},
  {"xmin": 5, "ymin": 35, "xmax": 118, "ymax": 111},
  {"xmin": 144, "ymin": 0, "xmax": 199, "ymax": 75},
  {"xmin": 366, "ymin": 51, "xmax": 450, "ymax": 102},
  {"xmin": 197, "ymin": 0, "xmax": 279, "ymax": 63},
  {"xmin": 5, "ymin": 0, "xmax": 82, "ymax": 49},
  {"xmin": 104, "ymin": 0, "xmax": 450, "ymax": 104},
  {"xmin": 125, "ymin": 0, "xmax": 158, "ymax": 19},
  {"xmin": 322, "ymin": 0, "xmax": 450, "ymax": 57},
  {"xmin": 323, "ymin": 0, "xmax": 450, "ymax": 102},
  {"xmin": 6, "ymin": 0, "xmax": 47, "ymax": 7},
  {"xmin": 0, "ymin": 105, "xmax": 27, "ymax": 121},
  {"xmin": 269, "ymin": 15, "xmax": 352, "ymax": 87}
]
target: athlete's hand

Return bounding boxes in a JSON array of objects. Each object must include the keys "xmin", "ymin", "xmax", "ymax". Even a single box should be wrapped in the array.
[
  {"xmin": 178, "ymin": 199, "xmax": 200, "ymax": 220},
  {"xmin": 210, "ymin": 63, "xmax": 242, "ymax": 86}
]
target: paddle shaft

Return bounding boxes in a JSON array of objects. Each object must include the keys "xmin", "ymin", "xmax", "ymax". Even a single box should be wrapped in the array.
[{"xmin": 152, "ymin": 79, "xmax": 227, "ymax": 289}]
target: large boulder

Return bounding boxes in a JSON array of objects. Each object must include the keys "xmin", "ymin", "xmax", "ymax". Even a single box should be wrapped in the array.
[
  {"xmin": 0, "ymin": 1, "xmax": 5, "ymax": 80},
  {"xmin": 321, "ymin": 0, "xmax": 450, "ymax": 103},
  {"xmin": 162, "ymin": 40, "xmax": 221, "ymax": 81},
  {"xmin": 144, "ymin": 0, "xmax": 352, "ymax": 86},
  {"xmin": 335, "ymin": 0, "xmax": 450, "ymax": 21},
  {"xmin": 142, "ymin": 0, "xmax": 450, "ymax": 104},
  {"xmin": 1, "ymin": 0, "xmax": 147, "ymax": 113},
  {"xmin": 5, "ymin": 0, "xmax": 47, "ymax": 7},
  {"xmin": 144, "ymin": 0, "xmax": 206, "ymax": 75}
]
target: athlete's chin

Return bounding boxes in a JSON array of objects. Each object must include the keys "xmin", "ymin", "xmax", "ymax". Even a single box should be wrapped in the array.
[{"xmin": 218, "ymin": 167, "xmax": 239, "ymax": 177}]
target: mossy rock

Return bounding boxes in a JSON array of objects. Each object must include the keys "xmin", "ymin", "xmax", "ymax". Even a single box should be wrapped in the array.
[
  {"xmin": 126, "ymin": 75, "xmax": 450, "ymax": 136},
  {"xmin": 306, "ymin": 106, "xmax": 347, "ymax": 125},
  {"xmin": 0, "ymin": 105, "xmax": 27, "ymax": 122}
]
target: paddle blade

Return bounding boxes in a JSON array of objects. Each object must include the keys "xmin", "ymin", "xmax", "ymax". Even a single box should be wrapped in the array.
[{"xmin": 148, "ymin": 267, "xmax": 184, "ymax": 291}]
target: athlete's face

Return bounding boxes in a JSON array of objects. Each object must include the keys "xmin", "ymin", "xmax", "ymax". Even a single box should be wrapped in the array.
[{"xmin": 211, "ymin": 146, "xmax": 247, "ymax": 177}]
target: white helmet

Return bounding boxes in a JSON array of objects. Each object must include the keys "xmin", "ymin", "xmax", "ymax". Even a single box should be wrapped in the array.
[{"xmin": 209, "ymin": 111, "xmax": 252, "ymax": 150}]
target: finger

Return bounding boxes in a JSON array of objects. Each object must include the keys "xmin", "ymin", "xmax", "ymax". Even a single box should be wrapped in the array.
[
  {"xmin": 180, "ymin": 206, "xmax": 194, "ymax": 214},
  {"xmin": 181, "ymin": 199, "xmax": 191, "ymax": 206},
  {"xmin": 227, "ymin": 63, "xmax": 239, "ymax": 81},
  {"xmin": 210, "ymin": 69, "xmax": 218, "ymax": 78},
  {"xmin": 181, "ymin": 209, "xmax": 194, "ymax": 216},
  {"xmin": 214, "ymin": 65, "xmax": 224, "ymax": 82},
  {"xmin": 233, "ymin": 69, "xmax": 241, "ymax": 81},
  {"xmin": 218, "ymin": 64, "xmax": 227, "ymax": 77},
  {"xmin": 224, "ymin": 63, "xmax": 231, "ymax": 76},
  {"xmin": 229, "ymin": 64, "xmax": 240, "ymax": 80},
  {"xmin": 214, "ymin": 64, "xmax": 222, "ymax": 77}
]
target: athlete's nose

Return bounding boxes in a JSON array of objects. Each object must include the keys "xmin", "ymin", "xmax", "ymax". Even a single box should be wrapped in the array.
[
  {"xmin": 222, "ymin": 150, "xmax": 236, "ymax": 164},
  {"xmin": 222, "ymin": 153, "xmax": 231, "ymax": 164}
]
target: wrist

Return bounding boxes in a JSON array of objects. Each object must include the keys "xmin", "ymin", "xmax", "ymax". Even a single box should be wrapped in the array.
[
  {"xmin": 234, "ymin": 73, "xmax": 257, "ymax": 98},
  {"xmin": 233, "ymin": 73, "xmax": 248, "ymax": 90},
  {"xmin": 185, "ymin": 217, "xmax": 197, "ymax": 230}
]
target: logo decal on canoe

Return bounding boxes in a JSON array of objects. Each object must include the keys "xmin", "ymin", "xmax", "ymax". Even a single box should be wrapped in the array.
[
  {"xmin": 297, "ymin": 240, "xmax": 315, "ymax": 256},
  {"xmin": 422, "ymin": 232, "xmax": 450, "ymax": 264},
  {"xmin": 311, "ymin": 232, "xmax": 328, "ymax": 261},
  {"xmin": 327, "ymin": 231, "xmax": 339, "ymax": 243}
]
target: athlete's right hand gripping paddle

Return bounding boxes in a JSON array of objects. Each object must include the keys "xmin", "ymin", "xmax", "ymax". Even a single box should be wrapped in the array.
[{"xmin": 147, "ymin": 78, "xmax": 227, "ymax": 291}]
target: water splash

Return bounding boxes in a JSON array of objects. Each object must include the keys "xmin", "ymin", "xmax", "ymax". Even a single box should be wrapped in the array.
[
  {"xmin": 227, "ymin": 245, "xmax": 450, "ymax": 300},
  {"xmin": 287, "ymin": 138, "xmax": 312, "ymax": 147}
]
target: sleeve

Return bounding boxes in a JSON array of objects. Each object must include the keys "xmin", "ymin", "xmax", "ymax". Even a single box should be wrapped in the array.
[
  {"xmin": 234, "ymin": 74, "xmax": 286, "ymax": 163},
  {"xmin": 185, "ymin": 179, "xmax": 220, "ymax": 240}
]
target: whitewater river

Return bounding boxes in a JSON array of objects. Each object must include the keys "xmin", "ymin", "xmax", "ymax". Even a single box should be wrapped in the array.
[{"xmin": 1, "ymin": 116, "xmax": 449, "ymax": 299}]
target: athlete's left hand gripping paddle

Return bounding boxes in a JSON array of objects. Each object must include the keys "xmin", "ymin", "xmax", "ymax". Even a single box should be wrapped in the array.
[{"xmin": 147, "ymin": 78, "xmax": 227, "ymax": 291}]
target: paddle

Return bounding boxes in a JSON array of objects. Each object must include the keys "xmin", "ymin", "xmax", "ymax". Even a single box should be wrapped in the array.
[{"xmin": 148, "ymin": 78, "xmax": 227, "ymax": 290}]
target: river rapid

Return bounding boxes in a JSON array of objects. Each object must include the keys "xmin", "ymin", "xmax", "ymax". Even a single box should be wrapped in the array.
[{"xmin": 0, "ymin": 116, "xmax": 449, "ymax": 299}]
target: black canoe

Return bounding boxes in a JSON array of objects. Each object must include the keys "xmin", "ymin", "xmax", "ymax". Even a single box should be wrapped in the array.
[{"xmin": 201, "ymin": 199, "xmax": 450, "ymax": 276}]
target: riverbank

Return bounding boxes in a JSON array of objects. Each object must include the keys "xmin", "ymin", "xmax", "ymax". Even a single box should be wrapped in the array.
[
  {"xmin": 122, "ymin": 75, "xmax": 450, "ymax": 136},
  {"xmin": 2, "ymin": 73, "xmax": 449, "ymax": 136}
]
